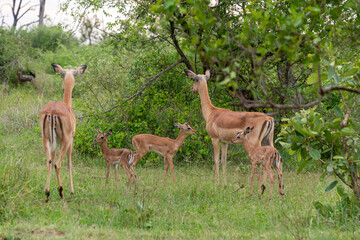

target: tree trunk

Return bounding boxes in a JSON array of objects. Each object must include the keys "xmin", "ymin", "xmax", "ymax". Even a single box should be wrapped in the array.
[{"xmin": 39, "ymin": 0, "xmax": 46, "ymax": 25}]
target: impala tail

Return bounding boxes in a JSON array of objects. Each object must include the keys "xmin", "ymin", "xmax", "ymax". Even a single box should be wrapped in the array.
[
  {"xmin": 274, "ymin": 152, "xmax": 281, "ymax": 169},
  {"xmin": 261, "ymin": 119, "xmax": 274, "ymax": 146},
  {"xmin": 128, "ymin": 151, "xmax": 136, "ymax": 168},
  {"xmin": 42, "ymin": 114, "xmax": 63, "ymax": 151}
]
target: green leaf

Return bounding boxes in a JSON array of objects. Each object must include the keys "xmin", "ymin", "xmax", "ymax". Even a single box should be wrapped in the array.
[
  {"xmin": 279, "ymin": 141, "xmax": 291, "ymax": 148},
  {"xmin": 325, "ymin": 180, "xmax": 338, "ymax": 192},
  {"xmin": 293, "ymin": 122, "xmax": 313, "ymax": 136},
  {"xmin": 328, "ymin": 66, "xmax": 334, "ymax": 81},
  {"xmin": 341, "ymin": 127, "xmax": 356, "ymax": 136},
  {"xmin": 333, "ymin": 106, "xmax": 342, "ymax": 117},
  {"xmin": 309, "ymin": 148, "xmax": 321, "ymax": 160},
  {"xmin": 336, "ymin": 186, "xmax": 346, "ymax": 197},
  {"xmin": 342, "ymin": 68, "xmax": 358, "ymax": 77},
  {"xmin": 306, "ymin": 73, "xmax": 318, "ymax": 85},
  {"xmin": 297, "ymin": 159, "xmax": 307, "ymax": 174}
]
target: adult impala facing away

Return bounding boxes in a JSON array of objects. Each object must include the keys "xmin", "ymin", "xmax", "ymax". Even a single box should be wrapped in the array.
[
  {"xmin": 40, "ymin": 63, "xmax": 87, "ymax": 201},
  {"xmin": 94, "ymin": 129, "xmax": 134, "ymax": 189},
  {"xmin": 184, "ymin": 69, "xmax": 274, "ymax": 185},
  {"xmin": 129, "ymin": 122, "xmax": 197, "ymax": 185},
  {"xmin": 232, "ymin": 126, "xmax": 284, "ymax": 199}
]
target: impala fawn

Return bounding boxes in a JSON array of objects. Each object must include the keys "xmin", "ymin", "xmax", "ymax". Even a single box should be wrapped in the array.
[
  {"xmin": 129, "ymin": 122, "xmax": 197, "ymax": 185},
  {"xmin": 232, "ymin": 126, "xmax": 284, "ymax": 199},
  {"xmin": 94, "ymin": 129, "xmax": 135, "ymax": 189}
]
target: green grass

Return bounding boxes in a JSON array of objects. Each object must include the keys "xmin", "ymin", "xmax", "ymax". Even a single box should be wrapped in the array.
[{"xmin": 1, "ymin": 86, "xmax": 360, "ymax": 239}]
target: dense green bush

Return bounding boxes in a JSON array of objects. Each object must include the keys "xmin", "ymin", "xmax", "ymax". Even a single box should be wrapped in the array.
[
  {"xmin": 0, "ymin": 28, "xmax": 27, "ymax": 84},
  {"xmin": 23, "ymin": 25, "xmax": 79, "ymax": 52}
]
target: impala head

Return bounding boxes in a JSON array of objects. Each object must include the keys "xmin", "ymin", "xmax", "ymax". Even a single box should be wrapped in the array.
[
  {"xmin": 51, "ymin": 63, "xmax": 87, "ymax": 91},
  {"xmin": 173, "ymin": 122, "xmax": 197, "ymax": 135},
  {"xmin": 93, "ymin": 129, "xmax": 112, "ymax": 143},
  {"xmin": 231, "ymin": 126, "xmax": 254, "ymax": 144},
  {"xmin": 184, "ymin": 69, "xmax": 211, "ymax": 93}
]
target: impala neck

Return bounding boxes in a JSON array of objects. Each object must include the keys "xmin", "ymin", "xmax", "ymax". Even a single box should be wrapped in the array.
[
  {"xmin": 63, "ymin": 74, "xmax": 74, "ymax": 107},
  {"xmin": 174, "ymin": 130, "xmax": 188, "ymax": 150},
  {"xmin": 99, "ymin": 141, "xmax": 110, "ymax": 155},
  {"xmin": 63, "ymin": 88, "xmax": 72, "ymax": 107},
  {"xmin": 241, "ymin": 139, "xmax": 257, "ymax": 158},
  {"xmin": 198, "ymin": 81, "xmax": 216, "ymax": 122}
]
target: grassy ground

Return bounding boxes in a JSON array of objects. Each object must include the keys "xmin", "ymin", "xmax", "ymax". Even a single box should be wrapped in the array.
[{"xmin": 1, "ymin": 85, "xmax": 359, "ymax": 239}]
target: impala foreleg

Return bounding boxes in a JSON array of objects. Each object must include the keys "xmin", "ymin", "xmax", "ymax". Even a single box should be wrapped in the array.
[
  {"xmin": 221, "ymin": 142, "xmax": 228, "ymax": 186},
  {"xmin": 105, "ymin": 164, "xmax": 111, "ymax": 184},
  {"xmin": 250, "ymin": 162, "xmax": 257, "ymax": 196},
  {"xmin": 164, "ymin": 157, "xmax": 169, "ymax": 185},
  {"xmin": 211, "ymin": 138, "xmax": 220, "ymax": 184},
  {"xmin": 168, "ymin": 156, "xmax": 176, "ymax": 185},
  {"xmin": 114, "ymin": 164, "xmax": 119, "ymax": 190}
]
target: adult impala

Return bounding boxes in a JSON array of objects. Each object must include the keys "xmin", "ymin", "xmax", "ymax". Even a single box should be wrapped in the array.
[
  {"xmin": 184, "ymin": 69, "xmax": 274, "ymax": 185},
  {"xmin": 232, "ymin": 126, "xmax": 284, "ymax": 199},
  {"xmin": 129, "ymin": 122, "xmax": 197, "ymax": 185},
  {"xmin": 94, "ymin": 129, "xmax": 134, "ymax": 189},
  {"xmin": 40, "ymin": 63, "xmax": 87, "ymax": 201}
]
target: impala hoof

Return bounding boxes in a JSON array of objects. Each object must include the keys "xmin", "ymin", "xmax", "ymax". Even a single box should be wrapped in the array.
[
  {"xmin": 58, "ymin": 186, "xmax": 64, "ymax": 198},
  {"xmin": 45, "ymin": 190, "xmax": 50, "ymax": 202},
  {"xmin": 261, "ymin": 185, "xmax": 266, "ymax": 194}
]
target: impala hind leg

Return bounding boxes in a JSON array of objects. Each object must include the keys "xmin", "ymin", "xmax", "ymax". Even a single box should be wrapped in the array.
[
  {"xmin": 44, "ymin": 140, "xmax": 54, "ymax": 201},
  {"xmin": 67, "ymin": 142, "xmax": 74, "ymax": 194},
  {"xmin": 129, "ymin": 152, "xmax": 146, "ymax": 180},
  {"xmin": 275, "ymin": 157, "xmax": 284, "ymax": 196},
  {"xmin": 221, "ymin": 142, "xmax": 228, "ymax": 186},
  {"xmin": 55, "ymin": 140, "xmax": 71, "ymax": 199},
  {"xmin": 122, "ymin": 164, "xmax": 133, "ymax": 188},
  {"xmin": 260, "ymin": 168, "xmax": 267, "ymax": 197}
]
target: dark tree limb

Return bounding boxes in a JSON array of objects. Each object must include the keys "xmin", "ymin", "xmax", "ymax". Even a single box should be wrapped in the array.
[{"xmin": 169, "ymin": 20, "xmax": 193, "ymax": 71}]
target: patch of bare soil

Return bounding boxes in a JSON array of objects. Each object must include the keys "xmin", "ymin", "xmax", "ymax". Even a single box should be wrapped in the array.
[{"xmin": 31, "ymin": 229, "xmax": 65, "ymax": 237}]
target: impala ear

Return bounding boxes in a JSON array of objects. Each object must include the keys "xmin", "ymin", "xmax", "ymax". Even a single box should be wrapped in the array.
[
  {"xmin": 244, "ymin": 127, "xmax": 253, "ymax": 135},
  {"xmin": 173, "ymin": 122, "xmax": 182, "ymax": 129},
  {"xmin": 106, "ymin": 130, "xmax": 112, "ymax": 137},
  {"xmin": 96, "ymin": 129, "xmax": 102, "ymax": 134},
  {"xmin": 205, "ymin": 69, "xmax": 210, "ymax": 81},
  {"xmin": 73, "ymin": 65, "xmax": 87, "ymax": 77},
  {"xmin": 51, "ymin": 63, "xmax": 66, "ymax": 76},
  {"xmin": 184, "ymin": 69, "xmax": 200, "ymax": 81}
]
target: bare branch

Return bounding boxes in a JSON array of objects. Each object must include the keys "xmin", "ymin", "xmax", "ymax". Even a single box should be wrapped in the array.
[
  {"xmin": 79, "ymin": 58, "xmax": 185, "ymax": 118},
  {"xmin": 318, "ymin": 158, "xmax": 353, "ymax": 188}
]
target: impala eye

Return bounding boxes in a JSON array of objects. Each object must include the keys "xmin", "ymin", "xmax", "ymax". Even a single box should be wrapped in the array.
[
  {"xmin": 187, "ymin": 127, "xmax": 191, "ymax": 130},
  {"xmin": 237, "ymin": 136, "xmax": 240, "ymax": 139},
  {"xmin": 100, "ymin": 136, "xmax": 104, "ymax": 139}
]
